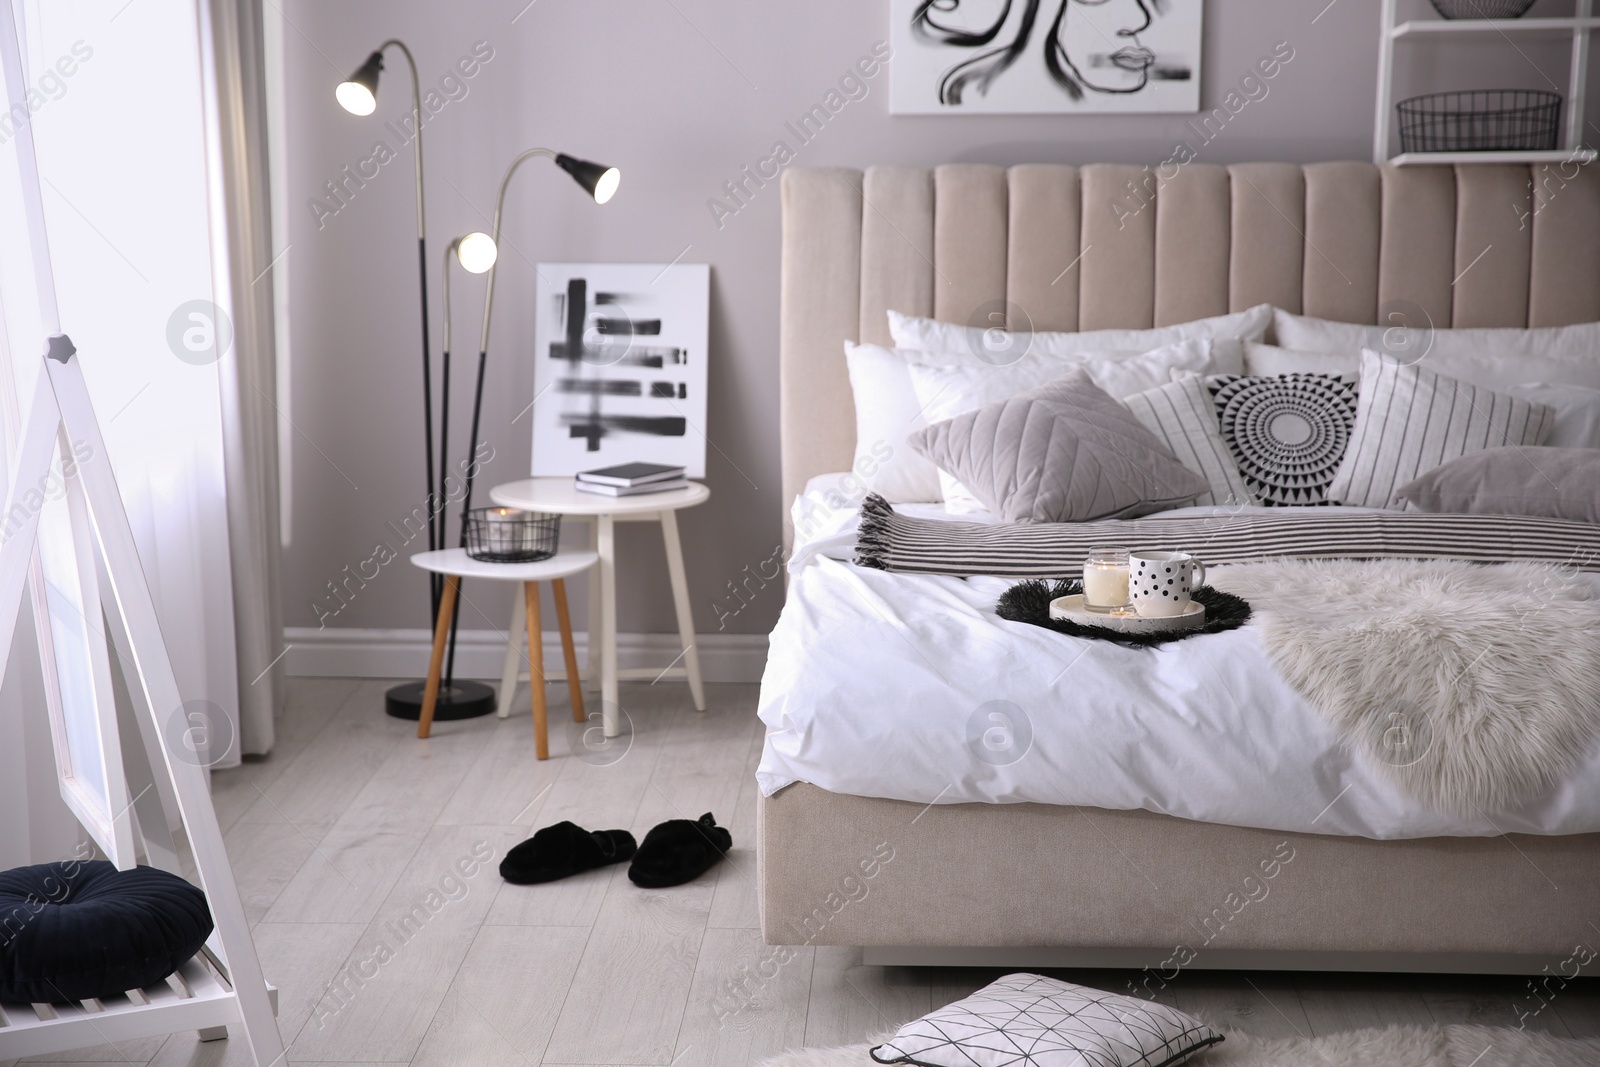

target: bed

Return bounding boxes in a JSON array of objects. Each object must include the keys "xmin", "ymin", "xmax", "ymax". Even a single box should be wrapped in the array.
[{"xmin": 756, "ymin": 161, "xmax": 1600, "ymax": 973}]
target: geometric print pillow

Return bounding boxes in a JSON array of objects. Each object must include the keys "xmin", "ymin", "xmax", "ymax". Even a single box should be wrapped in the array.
[
  {"xmin": 870, "ymin": 973, "xmax": 1224, "ymax": 1067},
  {"xmin": 1207, "ymin": 373, "xmax": 1360, "ymax": 506},
  {"xmin": 1327, "ymin": 348, "xmax": 1555, "ymax": 510}
]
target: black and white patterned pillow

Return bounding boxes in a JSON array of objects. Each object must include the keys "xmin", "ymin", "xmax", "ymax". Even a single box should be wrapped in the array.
[
  {"xmin": 1207, "ymin": 373, "xmax": 1359, "ymax": 506},
  {"xmin": 870, "ymin": 973, "xmax": 1223, "ymax": 1067}
]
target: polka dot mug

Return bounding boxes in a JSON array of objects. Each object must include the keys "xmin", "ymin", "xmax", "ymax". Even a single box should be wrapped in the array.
[{"xmin": 1128, "ymin": 550, "xmax": 1206, "ymax": 619}]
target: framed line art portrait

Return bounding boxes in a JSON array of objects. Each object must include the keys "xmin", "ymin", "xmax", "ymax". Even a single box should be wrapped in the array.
[{"xmin": 890, "ymin": 0, "xmax": 1203, "ymax": 115}]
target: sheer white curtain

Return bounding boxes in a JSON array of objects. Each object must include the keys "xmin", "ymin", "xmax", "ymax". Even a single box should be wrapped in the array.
[
  {"xmin": 0, "ymin": 0, "xmax": 283, "ymax": 777},
  {"xmin": 202, "ymin": 0, "xmax": 287, "ymax": 757}
]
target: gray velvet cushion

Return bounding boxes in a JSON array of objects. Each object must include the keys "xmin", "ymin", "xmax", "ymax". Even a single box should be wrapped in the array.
[
  {"xmin": 1393, "ymin": 446, "xmax": 1600, "ymax": 523},
  {"xmin": 907, "ymin": 369, "xmax": 1208, "ymax": 523}
]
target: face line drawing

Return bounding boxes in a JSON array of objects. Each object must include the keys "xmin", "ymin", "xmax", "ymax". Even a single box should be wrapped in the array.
[
  {"xmin": 915, "ymin": 0, "xmax": 1182, "ymax": 106},
  {"xmin": 1050, "ymin": 0, "xmax": 1160, "ymax": 97}
]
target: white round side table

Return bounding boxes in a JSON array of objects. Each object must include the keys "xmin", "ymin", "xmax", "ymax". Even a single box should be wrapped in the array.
[
  {"xmin": 487, "ymin": 478, "xmax": 711, "ymax": 737},
  {"xmin": 410, "ymin": 547, "xmax": 598, "ymax": 758}
]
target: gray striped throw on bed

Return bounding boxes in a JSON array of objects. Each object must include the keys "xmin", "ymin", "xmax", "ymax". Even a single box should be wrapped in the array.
[{"xmin": 853, "ymin": 494, "xmax": 1600, "ymax": 578}]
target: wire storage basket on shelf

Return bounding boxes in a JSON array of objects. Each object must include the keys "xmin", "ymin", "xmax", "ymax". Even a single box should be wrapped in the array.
[
  {"xmin": 1397, "ymin": 90, "xmax": 1561, "ymax": 153},
  {"xmin": 464, "ymin": 507, "xmax": 561, "ymax": 563},
  {"xmin": 1429, "ymin": 0, "xmax": 1535, "ymax": 17}
]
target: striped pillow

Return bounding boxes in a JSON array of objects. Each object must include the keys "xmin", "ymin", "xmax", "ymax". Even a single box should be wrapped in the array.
[
  {"xmin": 1122, "ymin": 374, "xmax": 1257, "ymax": 507},
  {"xmin": 1327, "ymin": 349, "xmax": 1556, "ymax": 509}
]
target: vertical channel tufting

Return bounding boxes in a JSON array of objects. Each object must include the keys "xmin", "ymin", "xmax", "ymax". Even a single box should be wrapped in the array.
[
  {"xmin": 933, "ymin": 164, "xmax": 1009, "ymax": 330},
  {"xmin": 1452, "ymin": 165, "xmax": 1532, "ymax": 327},
  {"xmin": 857, "ymin": 166, "xmax": 935, "ymax": 345},
  {"xmin": 1378, "ymin": 165, "xmax": 1456, "ymax": 329},
  {"xmin": 780, "ymin": 167, "xmax": 862, "ymax": 547},
  {"xmin": 1228, "ymin": 163, "xmax": 1305, "ymax": 314},
  {"xmin": 1528, "ymin": 159, "xmax": 1600, "ymax": 326},
  {"xmin": 1006, "ymin": 165, "xmax": 1082, "ymax": 332},
  {"xmin": 1079, "ymin": 164, "xmax": 1156, "ymax": 329},
  {"xmin": 1153, "ymin": 164, "xmax": 1230, "ymax": 326},
  {"xmin": 1303, "ymin": 162, "xmax": 1380, "ymax": 324}
]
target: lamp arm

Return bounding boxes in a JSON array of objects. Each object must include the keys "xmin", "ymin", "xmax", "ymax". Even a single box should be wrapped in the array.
[
  {"xmin": 475, "ymin": 147, "xmax": 558, "ymax": 356},
  {"xmin": 442, "ymin": 239, "xmax": 460, "ymax": 356},
  {"xmin": 379, "ymin": 39, "xmax": 425, "ymax": 240},
  {"xmin": 374, "ymin": 38, "xmax": 441, "ymax": 615}
]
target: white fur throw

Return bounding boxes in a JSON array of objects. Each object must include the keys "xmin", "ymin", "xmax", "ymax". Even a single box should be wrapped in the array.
[
  {"xmin": 1208, "ymin": 559, "xmax": 1600, "ymax": 815},
  {"xmin": 762, "ymin": 1024, "xmax": 1600, "ymax": 1067}
]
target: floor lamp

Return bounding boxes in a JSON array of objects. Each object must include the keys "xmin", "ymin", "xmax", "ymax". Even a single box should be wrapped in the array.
[
  {"xmin": 437, "ymin": 149, "xmax": 620, "ymax": 689},
  {"xmin": 337, "ymin": 41, "xmax": 494, "ymax": 720}
]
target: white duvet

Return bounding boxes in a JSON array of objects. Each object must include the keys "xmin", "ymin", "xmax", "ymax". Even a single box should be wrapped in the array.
[{"xmin": 756, "ymin": 481, "xmax": 1600, "ymax": 839}]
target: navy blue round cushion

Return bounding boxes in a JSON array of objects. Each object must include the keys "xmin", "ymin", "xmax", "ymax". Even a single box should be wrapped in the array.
[{"xmin": 0, "ymin": 861, "xmax": 213, "ymax": 1004}]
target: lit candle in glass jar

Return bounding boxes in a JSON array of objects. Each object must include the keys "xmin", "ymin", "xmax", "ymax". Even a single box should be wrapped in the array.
[{"xmin": 1083, "ymin": 546, "xmax": 1131, "ymax": 614}]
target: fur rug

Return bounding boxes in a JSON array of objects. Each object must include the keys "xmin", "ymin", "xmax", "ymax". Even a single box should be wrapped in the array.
[
  {"xmin": 760, "ymin": 1024, "xmax": 1600, "ymax": 1066},
  {"xmin": 1207, "ymin": 559, "xmax": 1600, "ymax": 815}
]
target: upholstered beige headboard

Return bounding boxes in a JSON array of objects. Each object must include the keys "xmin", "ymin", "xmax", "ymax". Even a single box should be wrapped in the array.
[{"xmin": 779, "ymin": 161, "xmax": 1600, "ymax": 544}]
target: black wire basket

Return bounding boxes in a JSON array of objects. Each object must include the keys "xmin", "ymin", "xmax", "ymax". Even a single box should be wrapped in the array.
[
  {"xmin": 1397, "ymin": 90, "xmax": 1561, "ymax": 153},
  {"xmin": 464, "ymin": 508, "xmax": 561, "ymax": 563},
  {"xmin": 1429, "ymin": 0, "xmax": 1535, "ymax": 17}
]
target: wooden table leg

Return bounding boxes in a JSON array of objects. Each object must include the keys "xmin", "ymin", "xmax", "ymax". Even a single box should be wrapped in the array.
[
  {"xmin": 598, "ymin": 513, "xmax": 620, "ymax": 737},
  {"xmin": 418, "ymin": 574, "xmax": 459, "ymax": 739},
  {"xmin": 552, "ymin": 577, "xmax": 585, "ymax": 723},
  {"xmin": 525, "ymin": 581, "xmax": 548, "ymax": 760},
  {"xmin": 659, "ymin": 509, "xmax": 707, "ymax": 712}
]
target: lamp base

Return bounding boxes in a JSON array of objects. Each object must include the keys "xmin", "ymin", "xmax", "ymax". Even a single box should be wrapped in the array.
[{"xmin": 384, "ymin": 679, "xmax": 497, "ymax": 721}]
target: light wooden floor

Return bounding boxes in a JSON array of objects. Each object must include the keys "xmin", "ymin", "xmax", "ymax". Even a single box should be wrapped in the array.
[{"xmin": 13, "ymin": 677, "xmax": 1599, "ymax": 1066}]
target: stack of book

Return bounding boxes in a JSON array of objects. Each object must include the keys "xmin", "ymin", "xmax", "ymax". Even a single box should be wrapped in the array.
[{"xmin": 574, "ymin": 462, "xmax": 687, "ymax": 497}]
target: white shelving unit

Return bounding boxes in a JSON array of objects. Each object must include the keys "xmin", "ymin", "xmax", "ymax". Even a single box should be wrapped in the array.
[{"xmin": 1374, "ymin": 0, "xmax": 1599, "ymax": 165}]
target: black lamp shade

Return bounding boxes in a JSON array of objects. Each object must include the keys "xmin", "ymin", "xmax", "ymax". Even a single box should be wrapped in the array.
[
  {"xmin": 336, "ymin": 51, "xmax": 384, "ymax": 115},
  {"xmin": 555, "ymin": 153, "xmax": 621, "ymax": 204},
  {"xmin": 348, "ymin": 50, "xmax": 383, "ymax": 93}
]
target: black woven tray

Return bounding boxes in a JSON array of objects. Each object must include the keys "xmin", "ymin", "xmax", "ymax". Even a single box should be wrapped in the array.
[{"xmin": 996, "ymin": 579, "xmax": 1251, "ymax": 648}]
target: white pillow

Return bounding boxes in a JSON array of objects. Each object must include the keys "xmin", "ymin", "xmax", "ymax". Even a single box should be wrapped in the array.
[
  {"xmin": 1273, "ymin": 308, "xmax": 1600, "ymax": 391},
  {"xmin": 909, "ymin": 339, "xmax": 1217, "ymax": 512},
  {"xmin": 842, "ymin": 342, "xmax": 944, "ymax": 502},
  {"xmin": 1122, "ymin": 373, "xmax": 1257, "ymax": 507},
  {"xmin": 888, "ymin": 304, "xmax": 1269, "ymax": 365},
  {"xmin": 1245, "ymin": 340, "xmax": 1357, "ymax": 378},
  {"xmin": 1328, "ymin": 349, "xmax": 1557, "ymax": 509},
  {"xmin": 870, "ymin": 973, "xmax": 1224, "ymax": 1067},
  {"xmin": 1510, "ymin": 383, "xmax": 1600, "ymax": 450}
]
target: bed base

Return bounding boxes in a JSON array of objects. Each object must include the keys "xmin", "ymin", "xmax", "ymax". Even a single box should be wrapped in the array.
[{"xmin": 758, "ymin": 784, "xmax": 1600, "ymax": 975}]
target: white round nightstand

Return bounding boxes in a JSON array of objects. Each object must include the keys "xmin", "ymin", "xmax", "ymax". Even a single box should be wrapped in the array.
[
  {"xmin": 410, "ymin": 547, "xmax": 598, "ymax": 758},
  {"xmin": 487, "ymin": 478, "xmax": 711, "ymax": 736}
]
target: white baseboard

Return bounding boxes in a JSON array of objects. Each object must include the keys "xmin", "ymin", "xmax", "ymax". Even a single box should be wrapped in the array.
[{"xmin": 283, "ymin": 627, "xmax": 769, "ymax": 684}]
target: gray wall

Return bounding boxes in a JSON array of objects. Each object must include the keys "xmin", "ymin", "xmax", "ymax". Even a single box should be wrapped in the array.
[{"xmin": 282, "ymin": 0, "xmax": 1593, "ymax": 639}]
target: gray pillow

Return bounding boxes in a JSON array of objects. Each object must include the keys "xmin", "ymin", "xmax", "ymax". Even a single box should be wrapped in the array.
[
  {"xmin": 1393, "ymin": 446, "xmax": 1600, "ymax": 524},
  {"xmin": 907, "ymin": 368, "xmax": 1208, "ymax": 524}
]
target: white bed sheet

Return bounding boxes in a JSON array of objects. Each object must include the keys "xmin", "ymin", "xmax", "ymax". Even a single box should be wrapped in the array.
[{"xmin": 758, "ymin": 478, "xmax": 1600, "ymax": 839}]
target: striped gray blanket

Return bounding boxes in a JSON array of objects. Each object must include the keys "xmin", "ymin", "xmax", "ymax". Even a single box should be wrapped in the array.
[{"xmin": 854, "ymin": 493, "xmax": 1600, "ymax": 578}]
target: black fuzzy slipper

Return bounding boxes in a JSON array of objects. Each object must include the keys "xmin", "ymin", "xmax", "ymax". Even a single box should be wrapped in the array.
[
  {"xmin": 628, "ymin": 812, "xmax": 732, "ymax": 888},
  {"xmin": 500, "ymin": 821, "xmax": 637, "ymax": 885}
]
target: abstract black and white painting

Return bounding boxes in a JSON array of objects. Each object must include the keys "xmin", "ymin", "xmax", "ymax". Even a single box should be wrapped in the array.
[
  {"xmin": 890, "ymin": 0, "xmax": 1202, "ymax": 115},
  {"xmin": 532, "ymin": 263, "xmax": 710, "ymax": 478}
]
